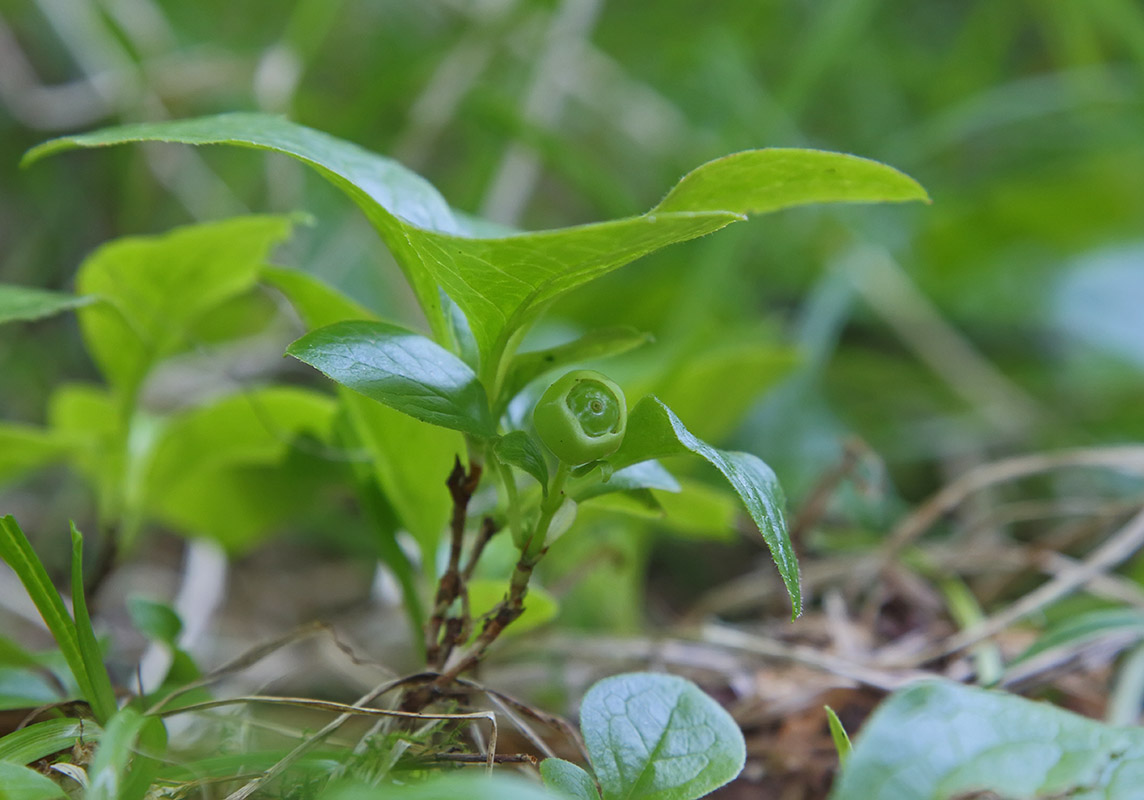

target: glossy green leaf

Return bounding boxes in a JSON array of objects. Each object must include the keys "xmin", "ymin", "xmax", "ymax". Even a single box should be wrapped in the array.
[
  {"xmin": 0, "ymin": 423, "xmax": 73, "ymax": 485},
  {"xmin": 541, "ymin": 758, "xmax": 601, "ymax": 800},
  {"xmin": 501, "ymin": 327, "xmax": 653, "ymax": 410},
  {"xmin": 580, "ymin": 672, "xmax": 745, "ymax": 800},
  {"xmin": 287, "ymin": 320, "xmax": 496, "ymax": 438},
  {"xmin": 0, "ymin": 718, "xmax": 95, "ymax": 765},
  {"xmin": 0, "ymin": 761, "xmax": 68, "ymax": 799},
  {"xmin": 608, "ymin": 397, "xmax": 799, "ymax": 617},
  {"xmin": 26, "ymin": 114, "xmax": 927, "ymax": 372},
  {"xmin": 494, "ymin": 430, "xmax": 550, "ymax": 491},
  {"xmin": 69, "ymin": 524, "xmax": 117, "ymax": 724},
  {"xmin": 72, "ymin": 215, "xmax": 296, "ymax": 397},
  {"xmin": 0, "ymin": 284, "xmax": 94, "ymax": 325},
  {"xmin": 831, "ymin": 680, "xmax": 1144, "ymax": 800},
  {"xmin": 0, "ymin": 516, "xmax": 93, "ymax": 713}
]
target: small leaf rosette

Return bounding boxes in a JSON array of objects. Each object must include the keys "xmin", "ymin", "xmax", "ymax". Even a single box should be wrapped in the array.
[{"xmin": 533, "ymin": 370, "xmax": 626, "ymax": 465}]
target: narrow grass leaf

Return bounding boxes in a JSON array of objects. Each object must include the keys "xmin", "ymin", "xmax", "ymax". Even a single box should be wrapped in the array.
[{"xmin": 69, "ymin": 524, "xmax": 118, "ymax": 723}]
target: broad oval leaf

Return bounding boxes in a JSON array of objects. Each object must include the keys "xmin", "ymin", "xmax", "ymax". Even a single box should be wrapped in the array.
[
  {"xmin": 25, "ymin": 114, "xmax": 927, "ymax": 373},
  {"xmin": 287, "ymin": 319, "xmax": 496, "ymax": 438},
  {"xmin": 831, "ymin": 680, "xmax": 1144, "ymax": 800},
  {"xmin": 494, "ymin": 430, "xmax": 550, "ymax": 491},
  {"xmin": 580, "ymin": 672, "xmax": 745, "ymax": 800},
  {"xmin": 607, "ymin": 397, "xmax": 800, "ymax": 617},
  {"xmin": 0, "ymin": 284, "xmax": 94, "ymax": 325},
  {"xmin": 541, "ymin": 758, "xmax": 602, "ymax": 800}
]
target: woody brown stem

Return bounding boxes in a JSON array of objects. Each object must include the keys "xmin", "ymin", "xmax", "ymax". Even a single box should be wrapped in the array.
[{"xmin": 425, "ymin": 457, "xmax": 482, "ymax": 669}]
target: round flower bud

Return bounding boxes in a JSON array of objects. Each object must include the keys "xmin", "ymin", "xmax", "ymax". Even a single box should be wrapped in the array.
[{"xmin": 533, "ymin": 370, "xmax": 627, "ymax": 465}]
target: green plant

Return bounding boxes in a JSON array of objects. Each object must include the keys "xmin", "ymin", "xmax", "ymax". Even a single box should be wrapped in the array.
[{"xmin": 0, "ymin": 113, "xmax": 925, "ymax": 793}]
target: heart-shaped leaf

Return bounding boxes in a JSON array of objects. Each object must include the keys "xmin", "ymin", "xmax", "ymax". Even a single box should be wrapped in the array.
[
  {"xmin": 286, "ymin": 319, "xmax": 496, "ymax": 438},
  {"xmin": 580, "ymin": 672, "xmax": 745, "ymax": 800},
  {"xmin": 608, "ymin": 397, "xmax": 799, "ymax": 616}
]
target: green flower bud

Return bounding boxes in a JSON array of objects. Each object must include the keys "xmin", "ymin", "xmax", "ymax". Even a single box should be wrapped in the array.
[{"xmin": 533, "ymin": 370, "xmax": 627, "ymax": 465}]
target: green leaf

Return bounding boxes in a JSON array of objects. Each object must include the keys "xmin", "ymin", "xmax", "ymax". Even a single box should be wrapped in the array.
[
  {"xmin": 494, "ymin": 430, "xmax": 550, "ymax": 491},
  {"xmin": 48, "ymin": 384, "xmax": 125, "ymax": 519},
  {"xmin": 468, "ymin": 579, "xmax": 557, "ymax": 638},
  {"xmin": 824, "ymin": 706, "xmax": 852, "ymax": 766},
  {"xmin": 502, "ymin": 327, "xmax": 653, "ymax": 410},
  {"xmin": 1012, "ymin": 608, "xmax": 1144, "ymax": 666},
  {"xmin": 608, "ymin": 397, "xmax": 800, "ymax": 617},
  {"xmin": 320, "ymin": 774, "xmax": 562, "ymax": 800},
  {"xmin": 26, "ymin": 114, "xmax": 926, "ymax": 374},
  {"xmin": 0, "ymin": 668, "xmax": 60, "ymax": 710},
  {"xmin": 260, "ymin": 265, "xmax": 377, "ymax": 329},
  {"xmin": 126, "ymin": 596, "xmax": 182, "ymax": 646},
  {"xmin": 341, "ymin": 392, "xmax": 459, "ymax": 563},
  {"xmin": 69, "ymin": 524, "xmax": 118, "ymax": 724},
  {"xmin": 831, "ymin": 680, "xmax": 1144, "ymax": 800},
  {"xmin": 541, "ymin": 758, "xmax": 601, "ymax": 800},
  {"xmin": 86, "ymin": 707, "xmax": 149, "ymax": 800},
  {"xmin": 0, "ymin": 718, "xmax": 95, "ymax": 765},
  {"xmin": 653, "ymin": 149, "xmax": 930, "ymax": 215},
  {"xmin": 0, "ymin": 284, "xmax": 94, "ymax": 325},
  {"xmin": 654, "ymin": 479, "xmax": 740, "ymax": 540},
  {"xmin": 0, "ymin": 761, "xmax": 69, "ymax": 799},
  {"xmin": 0, "ymin": 423, "xmax": 74, "ymax": 485},
  {"xmin": 580, "ymin": 672, "xmax": 745, "ymax": 800},
  {"xmin": 0, "ymin": 516, "xmax": 94, "ymax": 714},
  {"xmin": 73, "ymin": 215, "xmax": 296, "ymax": 397},
  {"xmin": 571, "ymin": 460, "xmax": 680, "ymax": 503},
  {"xmin": 287, "ymin": 320, "xmax": 496, "ymax": 438}
]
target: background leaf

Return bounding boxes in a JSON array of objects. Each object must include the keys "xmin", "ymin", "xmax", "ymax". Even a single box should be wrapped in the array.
[
  {"xmin": 830, "ymin": 680, "xmax": 1144, "ymax": 800},
  {"xmin": 0, "ymin": 284, "xmax": 94, "ymax": 326},
  {"xmin": 580, "ymin": 672, "xmax": 746, "ymax": 800},
  {"xmin": 0, "ymin": 424, "xmax": 74, "ymax": 486},
  {"xmin": 73, "ymin": 215, "xmax": 296, "ymax": 398},
  {"xmin": 287, "ymin": 319, "xmax": 496, "ymax": 438},
  {"xmin": 608, "ymin": 397, "xmax": 800, "ymax": 616}
]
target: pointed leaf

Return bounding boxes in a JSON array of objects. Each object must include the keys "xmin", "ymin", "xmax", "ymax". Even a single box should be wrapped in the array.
[
  {"xmin": 0, "ymin": 284, "xmax": 94, "ymax": 325},
  {"xmin": 26, "ymin": 114, "xmax": 926, "ymax": 370},
  {"xmin": 541, "ymin": 758, "xmax": 601, "ymax": 800},
  {"xmin": 608, "ymin": 397, "xmax": 800, "ymax": 617},
  {"xmin": 0, "ymin": 516, "xmax": 93, "ymax": 711},
  {"xmin": 831, "ymin": 680, "xmax": 1144, "ymax": 800},
  {"xmin": 287, "ymin": 320, "xmax": 496, "ymax": 438},
  {"xmin": 69, "ymin": 524, "xmax": 118, "ymax": 724},
  {"xmin": 580, "ymin": 672, "xmax": 745, "ymax": 800},
  {"xmin": 494, "ymin": 430, "xmax": 550, "ymax": 491},
  {"xmin": 571, "ymin": 460, "xmax": 680, "ymax": 503},
  {"xmin": 0, "ymin": 718, "xmax": 96, "ymax": 765}
]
